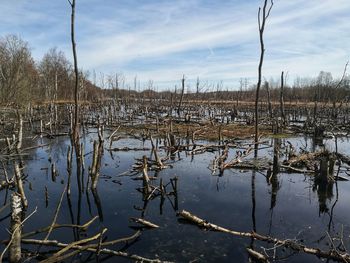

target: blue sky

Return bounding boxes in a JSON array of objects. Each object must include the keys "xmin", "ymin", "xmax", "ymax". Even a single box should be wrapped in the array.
[{"xmin": 1, "ymin": 0, "xmax": 349, "ymax": 90}]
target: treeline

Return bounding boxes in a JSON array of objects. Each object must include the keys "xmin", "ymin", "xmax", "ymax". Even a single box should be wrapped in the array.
[
  {"xmin": 234, "ymin": 72, "xmax": 350, "ymax": 104},
  {"xmin": 0, "ymin": 34, "xmax": 101, "ymax": 107},
  {"xmin": 100, "ymin": 71, "xmax": 350, "ymax": 105},
  {"xmin": 1, "ymin": 34, "xmax": 349, "ymax": 106}
]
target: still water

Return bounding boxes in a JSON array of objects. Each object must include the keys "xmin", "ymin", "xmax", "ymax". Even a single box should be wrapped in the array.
[{"xmin": 0, "ymin": 132, "xmax": 349, "ymax": 262}]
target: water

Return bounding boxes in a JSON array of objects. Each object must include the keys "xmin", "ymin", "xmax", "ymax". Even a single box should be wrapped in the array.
[{"xmin": 0, "ymin": 132, "xmax": 349, "ymax": 262}]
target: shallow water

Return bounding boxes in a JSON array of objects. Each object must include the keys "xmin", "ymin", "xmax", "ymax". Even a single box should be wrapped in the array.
[{"xmin": 0, "ymin": 132, "xmax": 349, "ymax": 262}]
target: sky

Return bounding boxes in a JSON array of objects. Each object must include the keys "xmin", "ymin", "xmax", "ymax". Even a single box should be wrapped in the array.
[{"xmin": 1, "ymin": 0, "xmax": 349, "ymax": 90}]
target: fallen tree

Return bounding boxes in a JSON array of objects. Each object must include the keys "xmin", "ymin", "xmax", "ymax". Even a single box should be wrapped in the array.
[{"xmin": 178, "ymin": 210, "xmax": 350, "ymax": 262}]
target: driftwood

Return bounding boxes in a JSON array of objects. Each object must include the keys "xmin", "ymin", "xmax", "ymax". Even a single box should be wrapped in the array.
[
  {"xmin": 283, "ymin": 151, "xmax": 323, "ymax": 168},
  {"xmin": 220, "ymin": 144, "xmax": 254, "ymax": 170},
  {"xmin": 130, "ymin": 217, "xmax": 160, "ymax": 228},
  {"xmin": 109, "ymin": 146, "xmax": 150, "ymax": 151},
  {"xmin": 282, "ymin": 150, "xmax": 340, "ymax": 177},
  {"xmin": 40, "ymin": 229, "xmax": 108, "ymax": 263},
  {"xmin": 246, "ymin": 247, "xmax": 269, "ymax": 263},
  {"xmin": 20, "ymin": 231, "xmax": 171, "ymax": 263},
  {"xmin": 178, "ymin": 210, "xmax": 350, "ymax": 262},
  {"xmin": 21, "ymin": 216, "xmax": 98, "ymax": 238},
  {"xmin": 280, "ymin": 164, "xmax": 314, "ymax": 174}
]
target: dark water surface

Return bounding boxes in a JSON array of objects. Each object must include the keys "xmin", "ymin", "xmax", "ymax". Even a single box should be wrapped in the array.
[{"xmin": 1, "ymin": 132, "xmax": 349, "ymax": 262}]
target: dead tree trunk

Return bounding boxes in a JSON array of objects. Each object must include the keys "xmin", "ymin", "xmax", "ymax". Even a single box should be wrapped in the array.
[
  {"xmin": 68, "ymin": 0, "xmax": 79, "ymax": 144},
  {"xmin": 177, "ymin": 75, "xmax": 185, "ymax": 117},
  {"xmin": 196, "ymin": 77, "xmax": 200, "ymax": 95},
  {"xmin": 90, "ymin": 139, "xmax": 103, "ymax": 190},
  {"xmin": 254, "ymin": 0, "xmax": 273, "ymax": 157},
  {"xmin": 14, "ymin": 162, "xmax": 28, "ymax": 209},
  {"xmin": 280, "ymin": 71, "xmax": 286, "ymax": 126},
  {"xmin": 9, "ymin": 193, "xmax": 22, "ymax": 263},
  {"xmin": 16, "ymin": 112, "xmax": 23, "ymax": 150},
  {"xmin": 265, "ymin": 82, "xmax": 272, "ymax": 120}
]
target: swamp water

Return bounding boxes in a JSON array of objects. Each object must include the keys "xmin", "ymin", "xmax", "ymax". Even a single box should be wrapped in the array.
[{"xmin": 1, "ymin": 132, "xmax": 350, "ymax": 262}]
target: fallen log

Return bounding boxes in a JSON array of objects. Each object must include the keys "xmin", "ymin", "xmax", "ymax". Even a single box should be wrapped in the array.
[
  {"xmin": 40, "ymin": 228, "xmax": 107, "ymax": 263},
  {"xmin": 20, "ymin": 232, "xmax": 171, "ymax": 263},
  {"xmin": 130, "ymin": 217, "xmax": 160, "ymax": 228},
  {"xmin": 21, "ymin": 216, "xmax": 98, "ymax": 238},
  {"xmin": 284, "ymin": 151, "xmax": 323, "ymax": 168},
  {"xmin": 178, "ymin": 210, "xmax": 350, "ymax": 262},
  {"xmin": 246, "ymin": 247, "xmax": 269, "ymax": 263},
  {"xmin": 108, "ymin": 147, "xmax": 150, "ymax": 151},
  {"xmin": 280, "ymin": 164, "xmax": 314, "ymax": 174}
]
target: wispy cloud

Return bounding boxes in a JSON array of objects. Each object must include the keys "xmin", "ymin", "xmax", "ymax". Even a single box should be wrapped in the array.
[{"xmin": 0, "ymin": 0, "xmax": 349, "ymax": 89}]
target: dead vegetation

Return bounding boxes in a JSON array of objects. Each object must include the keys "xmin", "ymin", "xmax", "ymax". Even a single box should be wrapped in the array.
[{"xmin": 0, "ymin": 96, "xmax": 349, "ymax": 261}]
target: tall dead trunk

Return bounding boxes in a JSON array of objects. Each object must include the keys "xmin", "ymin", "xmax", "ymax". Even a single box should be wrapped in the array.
[
  {"xmin": 265, "ymin": 82, "xmax": 272, "ymax": 120},
  {"xmin": 69, "ymin": 0, "xmax": 79, "ymax": 144},
  {"xmin": 254, "ymin": 0, "xmax": 273, "ymax": 157},
  {"xmin": 280, "ymin": 71, "xmax": 286, "ymax": 126},
  {"xmin": 196, "ymin": 77, "xmax": 200, "ymax": 95},
  {"xmin": 177, "ymin": 75, "xmax": 185, "ymax": 117},
  {"xmin": 16, "ymin": 112, "xmax": 23, "ymax": 150}
]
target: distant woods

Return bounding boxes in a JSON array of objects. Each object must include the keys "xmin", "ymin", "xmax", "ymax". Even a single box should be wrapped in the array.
[
  {"xmin": 0, "ymin": 34, "xmax": 350, "ymax": 107},
  {"xmin": 0, "ymin": 34, "xmax": 100, "ymax": 106}
]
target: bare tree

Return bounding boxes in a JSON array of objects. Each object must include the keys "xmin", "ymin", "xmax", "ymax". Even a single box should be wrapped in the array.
[
  {"xmin": 0, "ymin": 35, "xmax": 37, "ymax": 106},
  {"xmin": 177, "ymin": 75, "xmax": 185, "ymax": 116},
  {"xmin": 265, "ymin": 81, "xmax": 272, "ymax": 120},
  {"xmin": 254, "ymin": 0, "xmax": 273, "ymax": 157},
  {"xmin": 280, "ymin": 71, "xmax": 286, "ymax": 126},
  {"xmin": 39, "ymin": 47, "xmax": 71, "ymax": 102},
  {"xmin": 68, "ymin": 0, "xmax": 80, "ymax": 143}
]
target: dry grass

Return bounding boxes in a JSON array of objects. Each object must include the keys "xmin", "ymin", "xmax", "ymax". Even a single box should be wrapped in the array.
[{"xmin": 120, "ymin": 121, "xmax": 272, "ymax": 141}]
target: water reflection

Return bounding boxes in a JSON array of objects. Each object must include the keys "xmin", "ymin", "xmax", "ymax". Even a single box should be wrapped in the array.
[
  {"xmin": 0, "ymin": 133, "xmax": 349, "ymax": 262},
  {"xmin": 313, "ymin": 179, "xmax": 334, "ymax": 215},
  {"xmin": 91, "ymin": 188, "xmax": 104, "ymax": 222}
]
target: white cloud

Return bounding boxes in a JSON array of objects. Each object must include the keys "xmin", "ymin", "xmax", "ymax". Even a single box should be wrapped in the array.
[{"xmin": 0, "ymin": 0, "xmax": 349, "ymax": 89}]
